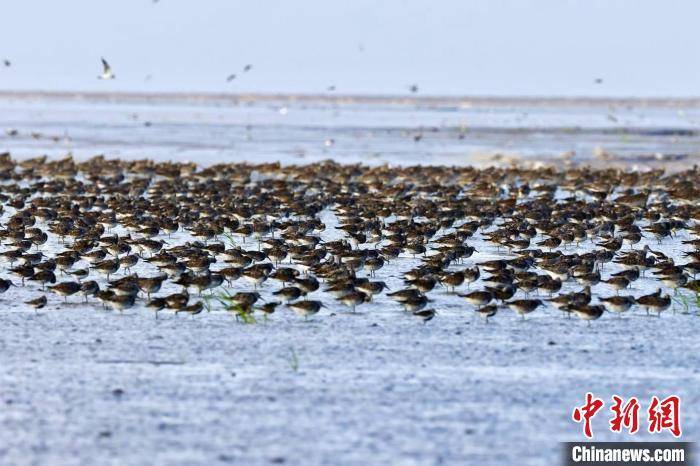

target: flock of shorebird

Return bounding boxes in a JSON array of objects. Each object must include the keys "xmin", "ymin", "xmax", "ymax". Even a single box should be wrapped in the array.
[{"xmin": 0, "ymin": 153, "xmax": 698, "ymax": 324}]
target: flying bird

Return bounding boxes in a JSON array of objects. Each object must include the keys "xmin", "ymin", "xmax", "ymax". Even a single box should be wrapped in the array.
[
  {"xmin": 243, "ymin": 64, "xmax": 252, "ymax": 72},
  {"xmin": 98, "ymin": 57, "xmax": 115, "ymax": 80},
  {"xmin": 2, "ymin": 59, "xmax": 10, "ymax": 67},
  {"xmin": 409, "ymin": 84, "xmax": 419, "ymax": 93},
  {"xmin": 226, "ymin": 74, "xmax": 236, "ymax": 82},
  {"xmin": 594, "ymin": 78, "xmax": 603, "ymax": 84}
]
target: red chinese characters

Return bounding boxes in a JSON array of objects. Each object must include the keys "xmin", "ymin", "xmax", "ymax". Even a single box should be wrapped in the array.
[
  {"xmin": 609, "ymin": 395, "xmax": 640, "ymax": 434},
  {"xmin": 572, "ymin": 392, "xmax": 604, "ymax": 438},
  {"xmin": 648, "ymin": 395, "xmax": 681, "ymax": 437},
  {"xmin": 572, "ymin": 394, "xmax": 682, "ymax": 438}
]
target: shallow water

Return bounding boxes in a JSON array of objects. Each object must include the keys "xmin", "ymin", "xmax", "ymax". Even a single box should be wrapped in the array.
[{"xmin": 1, "ymin": 93, "xmax": 700, "ymax": 168}]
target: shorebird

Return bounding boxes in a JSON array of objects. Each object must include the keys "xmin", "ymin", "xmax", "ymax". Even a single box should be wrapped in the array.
[
  {"xmin": 186, "ymin": 273, "xmax": 224, "ymax": 294},
  {"xmin": 106, "ymin": 295, "xmax": 136, "ymax": 312},
  {"xmin": 176, "ymin": 301, "xmax": 204, "ymax": 318},
  {"xmin": 0, "ymin": 278, "xmax": 14, "ymax": 293},
  {"xmin": 439, "ymin": 271, "xmax": 465, "ymax": 293},
  {"xmin": 507, "ymin": 299, "xmax": 543, "ymax": 319},
  {"xmin": 407, "ymin": 276, "xmax": 437, "ymax": 294},
  {"xmin": 258, "ymin": 302, "xmax": 280, "ymax": 316},
  {"xmin": 485, "ymin": 284, "xmax": 516, "ymax": 302},
  {"xmin": 658, "ymin": 273, "xmax": 688, "ymax": 291},
  {"xmin": 138, "ymin": 275, "xmax": 167, "ymax": 299},
  {"xmin": 68, "ymin": 268, "xmax": 89, "ymax": 280},
  {"xmin": 242, "ymin": 266, "xmax": 269, "ymax": 288},
  {"xmin": 599, "ymin": 296, "xmax": 635, "ymax": 316},
  {"xmin": 548, "ymin": 286, "xmax": 591, "ymax": 314},
  {"xmin": 475, "ymin": 304, "xmax": 498, "ymax": 323},
  {"xmin": 147, "ymin": 298, "xmax": 167, "ymax": 318},
  {"xmin": 412, "ymin": 308, "xmax": 436, "ymax": 323},
  {"xmin": 365, "ymin": 257, "xmax": 384, "ymax": 276},
  {"xmin": 611, "ymin": 268, "xmax": 640, "ymax": 282},
  {"xmin": 603, "ymin": 276, "xmax": 630, "ymax": 293},
  {"xmin": 229, "ymin": 292, "xmax": 261, "ymax": 308},
  {"xmin": 274, "ymin": 286, "xmax": 302, "ymax": 303},
  {"xmin": 108, "ymin": 280, "xmax": 139, "ymax": 297},
  {"xmin": 463, "ymin": 267, "xmax": 480, "ymax": 288},
  {"xmin": 569, "ymin": 304, "xmax": 605, "ymax": 325},
  {"xmin": 119, "ymin": 254, "xmax": 139, "ymax": 272},
  {"xmin": 337, "ymin": 291, "xmax": 368, "ymax": 312},
  {"xmin": 324, "ymin": 282, "xmax": 354, "ymax": 299},
  {"xmin": 388, "ymin": 288, "xmax": 423, "ymax": 303},
  {"xmin": 25, "ymin": 295, "xmax": 47, "ymax": 311},
  {"xmin": 164, "ymin": 291, "xmax": 190, "ymax": 310},
  {"xmin": 354, "ymin": 281, "xmax": 388, "ymax": 300},
  {"xmin": 10, "ymin": 265, "xmax": 34, "ymax": 285},
  {"xmin": 459, "ymin": 290, "xmax": 492, "ymax": 307},
  {"xmin": 29, "ymin": 270, "xmax": 56, "ymax": 290},
  {"xmin": 80, "ymin": 281, "xmax": 100, "ymax": 302},
  {"xmin": 49, "ymin": 282, "xmax": 81, "ymax": 302},
  {"xmin": 401, "ymin": 295, "xmax": 429, "ymax": 312},
  {"xmin": 98, "ymin": 57, "xmax": 115, "ymax": 80},
  {"xmin": 295, "ymin": 276, "xmax": 320, "ymax": 295},
  {"xmin": 91, "ymin": 259, "xmax": 119, "ymax": 280},
  {"xmin": 538, "ymin": 277, "xmax": 562, "ymax": 295},
  {"xmin": 636, "ymin": 289, "xmax": 671, "ymax": 316},
  {"xmin": 288, "ymin": 300, "xmax": 323, "ymax": 320},
  {"xmin": 537, "ymin": 237, "xmax": 561, "ymax": 250}
]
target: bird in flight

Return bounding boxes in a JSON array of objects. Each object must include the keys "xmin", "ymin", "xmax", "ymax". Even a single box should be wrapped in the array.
[
  {"xmin": 98, "ymin": 57, "xmax": 115, "ymax": 80},
  {"xmin": 226, "ymin": 74, "xmax": 236, "ymax": 82},
  {"xmin": 243, "ymin": 64, "xmax": 252, "ymax": 72},
  {"xmin": 2, "ymin": 59, "xmax": 10, "ymax": 67},
  {"xmin": 594, "ymin": 78, "xmax": 603, "ymax": 84},
  {"xmin": 409, "ymin": 84, "xmax": 419, "ymax": 93}
]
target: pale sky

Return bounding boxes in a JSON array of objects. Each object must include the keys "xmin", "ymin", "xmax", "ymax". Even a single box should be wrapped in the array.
[{"xmin": 1, "ymin": 0, "xmax": 698, "ymax": 96}]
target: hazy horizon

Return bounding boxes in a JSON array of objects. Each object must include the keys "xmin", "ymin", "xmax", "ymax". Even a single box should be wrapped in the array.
[{"xmin": 1, "ymin": 1, "xmax": 699, "ymax": 97}]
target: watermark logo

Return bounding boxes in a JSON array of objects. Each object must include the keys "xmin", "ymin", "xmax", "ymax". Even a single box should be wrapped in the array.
[
  {"xmin": 564, "ymin": 442, "xmax": 692, "ymax": 466},
  {"xmin": 572, "ymin": 393, "xmax": 681, "ymax": 438},
  {"xmin": 609, "ymin": 395, "xmax": 640, "ymax": 434}
]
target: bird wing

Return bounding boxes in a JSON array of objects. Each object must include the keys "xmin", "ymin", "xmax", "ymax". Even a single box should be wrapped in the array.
[{"xmin": 101, "ymin": 57, "xmax": 111, "ymax": 73}]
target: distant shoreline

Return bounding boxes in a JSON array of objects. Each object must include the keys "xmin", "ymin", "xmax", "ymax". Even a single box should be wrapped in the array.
[{"xmin": 1, "ymin": 90, "xmax": 700, "ymax": 108}]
